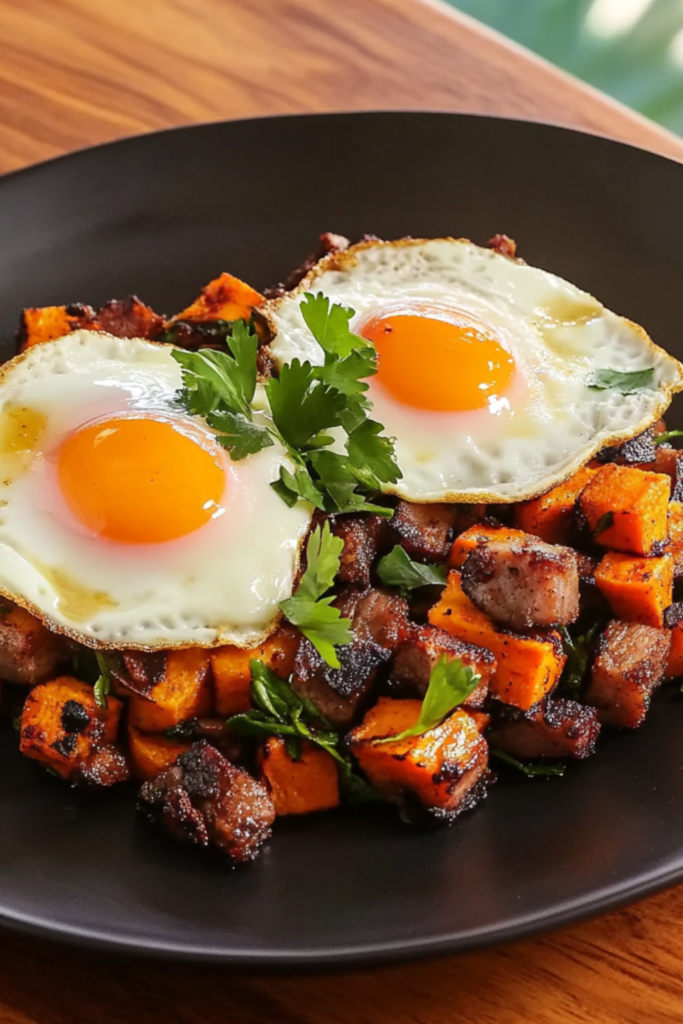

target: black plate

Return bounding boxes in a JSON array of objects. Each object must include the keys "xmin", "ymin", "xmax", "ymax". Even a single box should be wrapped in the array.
[{"xmin": 2, "ymin": 112, "xmax": 683, "ymax": 967}]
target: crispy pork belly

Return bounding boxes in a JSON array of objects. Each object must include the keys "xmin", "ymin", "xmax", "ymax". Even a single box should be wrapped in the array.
[
  {"xmin": 138, "ymin": 740, "xmax": 274, "ymax": 862},
  {"xmin": 95, "ymin": 296, "xmax": 164, "ymax": 339},
  {"xmin": 389, "ymin": 501, "xmax": 459, "ymax": 562},
  {"xmin": 330, "ymin": 513, "xmax": 385, "ymax": 587},
  {"xmin": 390, "ymin": 625, "xmax": 494, "ymax": 706},
  {"xmin": 488, "ymin": 698, "xmax": 601, "ymax": 759},
  {"xmin": 0, "ymin": 605, "xmax": 67, "ymax": 685},
  {"xmin": 460, "ymin": 533, "xmax": 580, "ymax": 629},
  {"xmin": 291, "ymin": 638, "xmax": 390, "ymax": 728},
  {"xmin": 336, "ymin": 586, "xmax": 412, "ymax": 651},
  {"xmin": 596, "ymin": 427, "xmax": 657, "ymax": 466},
  {"xmin": 586, "ymin": 619, "xmax": 670, "ymax": 729}
]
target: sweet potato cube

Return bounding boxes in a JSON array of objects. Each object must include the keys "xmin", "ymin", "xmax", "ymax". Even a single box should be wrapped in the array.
[
  {"xmin": 20, "ymin": 676, "xmax": 123, "ymax": 780},
  {"xmin": 16, "ymin": 304, "xmax": 96, "ymax": 351},
  {"xmin": 259, "ymin": 737, "xmax": 340, "ymax": 815},
  {"xmin": 449, "ymin": 524, "xmax": 527, "ymax": 569},
  {"xmin": 578, "ymin": 463, "xmax": 670, "ymax": 555},
  {"xmin": 168, "ymin": 272, "xmax": 263, "ymax": 324},
  {"xmin": 128, "ymin": 725, "xmax": 191, "ymax": 781},
  {"xmin": 128, "ymin": 648, "xmax": 211, "ymax": 732},
  {"xmin": 668, "ymin": 502, "xmax": 683, "ymax": 577},
  {"xmin": 348, "ymin": 697, "xmax": 489, "ymax": 818},
  {"xmin": 586, "ymin": 619, "xmax": 670, "ymax": 728},
  {"xmin": 514, "ymin": 465, "xmax": 598, "ymax": 543},
  {"xmin": 594, "ymin": 551, "xmax": 673, "ymax": 627},
  {"xmin": 0, "ymin": 605, "xmax": 66, "ymax": 684},
  {"xmin": 429, "ymin": 571, "xmax": 565, "ymax": 710},
  {"xmin": 210, "ymin": 628, "xmax": 299, "ymax": 717}
]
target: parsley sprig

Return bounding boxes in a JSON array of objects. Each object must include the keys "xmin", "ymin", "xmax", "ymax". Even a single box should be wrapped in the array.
[
  {"xmin": 279, "ymin": 522, "xmax": 352, "ymax": 668},
  {"xmin": 377, "ymin": 656, "xmax": 480, "ymax": 744},
  {"xmin": 377, "ymin": 545, "xmax": 448, "ymax": 591},
  {"xmin": 587, "ymin": 367, "xmax": 655, "ymax": 393},
  {"xmin": 655, "ymin": 430, "xmax": 683, "ymax": 446},
  {"xmin": 93, "ymin": 652, "xmax": 112, "ymax": 709}
]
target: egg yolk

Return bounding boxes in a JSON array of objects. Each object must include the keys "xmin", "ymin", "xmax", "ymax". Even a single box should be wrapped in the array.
[
  {"xmin": 57, "ymin": 416, "xmax": 225, "ymax": 544},
  {"xmin": 360, "ymin": 305, "xmax": 516, "ymax": 412}
]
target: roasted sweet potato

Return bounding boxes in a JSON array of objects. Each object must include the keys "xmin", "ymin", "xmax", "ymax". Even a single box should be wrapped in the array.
[
  {"xmin": 586, "ymin": 619, "xmax": 670, "ymax": 728},
  {"xmin": 488, "ymin": 698, "xmax": 601, "ymax": 759},
  {"xmin": 429, "ymin": 571, "xmax": 565, "ymax": 710},
  {"xmin": 128, "ymin": 725, "xmax": 191, "ymax": 781},
  {"xmin": 514, "ymin": 466, "xmax": 598, "ymax": 544},
  {"xmin": 210, "ymin": 628, "xmax": 299, "ymax": 717},
  {"xmin": 19, "ymin": 676, "xmax": 125, "ymax": 783},
  {"xmin": 167, "ymin": 272, "xmax": 263, "ymax": 325},
  {"xmin": 128, "ymin": 648, "xmax": 212, "ymax": 732},
  {"xmin": 259, "ymin": 737, "xmax": 340, "ymax": 815},
  {"xmin": 348, "ymin": 697, "xmax": 489, "ymax": 820},
  {"xmin": 389, "ymin": 624, "xmax": 494, "ymax": 705},
  {"xmin": 578, "ymin": 463, "xmax": 670, "ymax": 555},
  {"xmin": 449, "ymin": 524, "xmax": 527, "ymax": 569},
  {"xmin": 594, "ymin": 551, "xmax": 673, "ymax": 627},
  {"xmin": 0, "ymin": 605, "xmax": 66, "ymax": 684},
  {"xmin": 668, "ymin": 501, "xmax": 683, "ymax": 577},
  {"xmin": 16, "ymin": 304, "xmax": 96, "ymax": 351}
]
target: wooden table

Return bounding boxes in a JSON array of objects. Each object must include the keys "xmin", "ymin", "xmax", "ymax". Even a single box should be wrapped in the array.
[{"xmin": 3, "ymin": 1, "xmax": 683, "ymax": 1021}]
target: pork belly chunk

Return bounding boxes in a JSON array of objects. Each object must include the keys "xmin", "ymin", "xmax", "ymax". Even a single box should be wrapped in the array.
[
  {"xmin": 0, "ymin": 605, "xmax": 67, "ymax": 685},
  {"xmin": 390, "ymin": 625, "xmax": 494, "ymax": 707},
  {"xmin": 389, "ymin": 501, "xmax": 459, "ymax": 561},
  {"xmin": 138, "ymin": 740, "xmax": 275, "ymax": 862},
  {"xmin": 488, "ymin": 698, "xmax": 601, "ymax": 759},
  {"xmin": 330, "ymin": 513, "xmax": 385, "ymax": 587},
  {"xmin": 586, "ymin": 619, "xmax": 671, "ymax": 729},
  {"xmin": 336, "ymin": 586, "xmax": 411, "ymax": 651},
  {"xmin": 460, "ymin": 533, "xmax": 580, "ymax": 630},
  {"xmin": 291, "ymin": 638, "xmax": 390, "ymax": 728}
]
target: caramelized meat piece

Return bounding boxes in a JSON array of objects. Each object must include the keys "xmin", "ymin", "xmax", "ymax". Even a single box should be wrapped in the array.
[
  {"xmin": 488, "ymin": 698, "xmax": 601, "ymax": 759},
  {"xmin": 389, "ymin": 501, "xmax": 459, "ymax": 562},
  {"xmin": 264, "ymin": 232, "xmax": 351, "ymax": 298},
  {"xmin": 291, "ymin": 638, "xmax": 390, "ymax": 728},
  {"xmin": 121, "ymin": 650, "xmax": 168, "ymax": 690},
  {"xmin": 73, "ymin": 744, "xmax": 131, "ymax": 787},
  {"xmin": 586, "ymin": 619, "xmax": 670, "ymax": 729},
  {"xmin": 390, "ymin": 625, "xmax": 494, "ymax": 706},
  {"xmin": 138, "ymin": 740, "xmax": 274, "ymax": 862},
  {"xmin": 330, "ymin": 513, "xmax": 385, "ymax": 587},
  {"xmin": 0, "ymin": 605, "xmax": 67, "ymax": 685},
  {"xmin": 647, "ymin": 445, "xmax": 683, "ymax": 502},
  {"xmin": 95, "ymin": 296, "xmax": 164, "ymax": 339},
  {"xmin": 596, "ymin": 428, "xmax": 657, "ymax": 466},
  {"xmin": 460, "ymin": 533, "xmax": 580, "ymax": 629},
  {"xmin": 487, "ymin": 234, "xmax": 517, "ymax": 259},
  {"xmin": 336, "ymin": 586, "xmax": 411, "ymax": 650}
]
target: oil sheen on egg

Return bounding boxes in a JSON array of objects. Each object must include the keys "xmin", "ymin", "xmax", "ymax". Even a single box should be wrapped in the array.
[
  {"xmin": 0, "ymin": 331, "xmax": 312, "ymax": 649},
  {"xmin": 264, "ymin": 237, "xmax": 683, "ymax": 502}
]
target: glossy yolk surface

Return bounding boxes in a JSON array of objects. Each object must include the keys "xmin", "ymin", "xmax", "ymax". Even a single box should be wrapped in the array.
[
  {"xmin": 58, "ymin": 416, "xmax": 225, "ymax": 544},
  {"xmin": 360, "ymin": 305, "xmax": 516, "ymax": 412}
]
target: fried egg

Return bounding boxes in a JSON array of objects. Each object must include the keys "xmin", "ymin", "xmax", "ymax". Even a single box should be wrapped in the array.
[
  {"xmin": 264, "ymin": 238, "xmax": 683, "ymax": 502},
  {"xmin": 0, "ymin": 331, "xmax": 312, "ymax": 649}
]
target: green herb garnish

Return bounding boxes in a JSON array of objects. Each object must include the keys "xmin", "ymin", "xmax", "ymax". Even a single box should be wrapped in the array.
[
  {"xmin": 279, "ymin": 522, "xmax": 352, "ymax": 668},
  {"xmin": 587, "ymin": 367, "xmax": 655, "ymax": 393},
  {"xmin": 377, "ymin": 545, "xmax": 448, "ymax": 591},
  {"xmin": 93, "ymin": 652, "xmax": 112, "ymax": 709},
  {"xmin": 559, "ymin": 620, "xmax": 604, "ymax": 698},
  {"xmin": 655, "ymin": 430, "xmax": 683, "ymax": 446},
  {"xmin": 594, "ymin": 510, "xmax": 614, "ymax": 536},
  {"xmin": 490, "ymin": 749, "xmax": 566, "ymax": 777},
  {"xmin": 377, "ymin": 656, "xmax": 480, "ymax": 744}
]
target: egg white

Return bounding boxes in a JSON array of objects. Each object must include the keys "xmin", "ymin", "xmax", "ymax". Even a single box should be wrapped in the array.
[
  {"xmin": 264, "ymin": 238, "xmax": 683, "ymax": 502},
  {"xmin": 0, "ymin": 331, "xmax": 312, "ymax": 649}
]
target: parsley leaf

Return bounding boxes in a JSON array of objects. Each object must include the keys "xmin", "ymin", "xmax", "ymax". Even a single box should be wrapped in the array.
[
  {"xmin": 346, "ymin": 419, "xmax": 402, "ymax": 489},
  {"xmin": 301, "ymin": 292, "xmax": 372, "ymax": 360},
  {"xmin": 559, "ymin": 620, "xmax": 604, "ymax": 698},
  {"xmin": 378, "ymin": 656, "xmax": 480, "ymax": 744},
  {"xmin": 93, "ymin": 652, "xmax": 112, "ymax": 709},
  {"xmin": 266, "ymin": 360, "xmax": 347, "ymax": 451},
  {"xmin": 587, "ymin": 367, "xmax": 655, "ymax": 393},
  {"xmin": 279, "ymin": 522, "xmax": 352, "ymax": 667},
  {"xmin": 655, "ymin": 430, "xmax": 683, "ymax": 446},
  {"xmin": 206, "ymin": 408, "xmax": 274, "ymax": 460},
  {"xmin": 594, "ymin": 510, "xmax": 614, "ymax": 536},
  {"xmin": 490, "ymin": 749, "xmax": 566, "ymax": 777},
  {"xmin": 377, "ymin": 545, "xmax": 448, "ymax": 590}
]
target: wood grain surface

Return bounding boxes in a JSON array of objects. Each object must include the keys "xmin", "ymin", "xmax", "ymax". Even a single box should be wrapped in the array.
[{"xmin": 2, "ymin": 1, "xmax": 683, "ymax": 1022}]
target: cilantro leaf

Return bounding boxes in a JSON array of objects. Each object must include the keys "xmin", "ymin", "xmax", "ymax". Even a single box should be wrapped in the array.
[
  {"xmin": 279, "ymin": 523, "xmax": 352, "ymax": 667},
  {"xmin": 266, "ymin": 360, "xmax": 347, "ymax": 450},
  {"xmin": 301, "ymin": 292, "xmax": 372, "ymax": 359},
  {"xmin": 93, "ymin": 652, "xmax": 112, "ymax": 709},
  {"xmin": 490, "ymin": 749, "xmax": 566, "ymax": 778},
  {"xmin": 346, "ymin": 419, "xmax": 403, "ymax": 488},
  {"xmin": 377, "ymin": 545, "xmax": 448, "ymax": 590},
  {"xmin": 655, "ymin": 430, "xmax": 683, "ymax": 446},
  {"xmin": 559, "ymin": 619, "xmax": 604, "ymax": 698},
  {"xmin": 172, "ymin": 338, "xmax": 257, "ymax": 419},
  {"xmin": 378, "ymin": 656, "xmax": 480, "ymax": 743},
  {"xmin": 587, "ymin": 367, "xmax": 655, "ymax": 393},
  {"xmin": 206, "ymin": 408, "xmax": 273, "ymax": 460},
  {"xmin": 594, "ymin": 510, "xmax": 614, "ymax": 536},
  {"xmin": 271, "ymin": 466, "xmax": 326, "ymax": 509}
]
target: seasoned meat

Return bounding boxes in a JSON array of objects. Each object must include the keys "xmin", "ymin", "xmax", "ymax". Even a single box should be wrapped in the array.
[
  {"xmin": 488, "ymin": 698, "xmax": 601, "ymax": 759},
  {"xmin": 72, "ymin": 744, "xmax": 131, "ymax": 787},
  {"xmin": 487, "ymin": 234, "xmax": 517, "ymax": 259},
  {"xmin": 330, "ymin": 513, "xmax": 385, "ymax": 587},
  {"xmin": 263, "ymin": 232, "xmax": 351, "ymax": 298},
  {"xmin": 95, "ymin": 296, "xmax": 164, "ymax": 339},
  {"xmin": 390, "ymin": 624, "xmax": 494, "ymax": 706},
  {"xmin": 586, "ymin": 619, "xmax": 670, "ymax": 729},
  {"xmin": 648, "ymin": 445, "xmax": 683, "ymax": 503},
  {"xmin": 121, "ymin": 650, "xmax": 168, "ymax": 691},
  {"xmin": 460, "ymin": 533, "xmax": 580, "ymax": 629},
  {"xmin": 291, "ymin": 637, "xmax": 390, "ymax": 728},
  {"xmin": 389, "ymin": 501, "xmax": 459, "ymax": 562},
  {"xmin": 596, "ymin": 428, "xmax": 657, "ymax": 466},
  {"xmin": 0, "ymin": 605, "xmax": 67, "ymax": 685},
  {"xmin": 336, "ymin": 586, "xmax": 411, "ymax": 650},
  {"xmin": 138, "ymin": 740, "xmax": 275, "ymax": 862}
]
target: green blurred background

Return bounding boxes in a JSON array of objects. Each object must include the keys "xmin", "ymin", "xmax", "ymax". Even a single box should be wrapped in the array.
[{"xmin": 447, "ymin": 0, "xmax": 683, "ymax": 134}]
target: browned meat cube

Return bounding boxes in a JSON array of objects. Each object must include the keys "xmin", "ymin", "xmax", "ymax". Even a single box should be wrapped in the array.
[
  {"xmin": 73, "ymin": 744, "xmax": 131, "ymax": 787},
  {"xmin": 586, "ymin": 619, "xmax": 671, "ymax": 729},
  {"xmin": 460, "ymin": 533, "xmax": 580, "ymax": 630},
  {"xmin": 596, "ymin": 428, "xmax": 657, "ymax": 466},
  {"xmin": 390, "ymin": 625, "xmax": 494, "ymax": 707},
  {"xmin": 263, "ymin": 232, "xmax": 351, "ymax": 298},
  {"xmin": 137, "ymin": 740, "xmax": 274, "ymax": 862},
  {"xmin": 291, "ymin": 638, "xmax": 390, "ymax": 728},
  {"xmin": 330, "ymin": 513, "xmax": 384, "ymax": 587},
  {"xmin": 336, "ymin": 586, "xmax": 411, "ymax": 651},
  {"xmin": 649, "ymin": 445, "xmax": 683, "ymax": 502},
  {"xmin": 488, "ymin": 698, "xmax": 601, "ymax": 759},
  {"xmin": 0, "ymin": 605, "xmax": 67, "ymax": 685},
  {"xmin": 389, "ymin": 500, "xmax": 459, "ymax": 561},
  {"xmin": 95, "ymin": 295, "xmax": 164, "ymax": 339}
]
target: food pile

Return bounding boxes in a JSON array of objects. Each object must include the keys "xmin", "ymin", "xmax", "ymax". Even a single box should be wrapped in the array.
[{"xmin": 2, "ymin": 232, "xmax": 683, "ymax": 865}]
